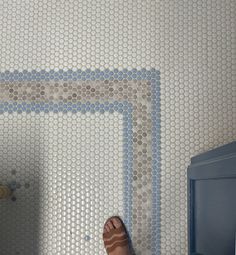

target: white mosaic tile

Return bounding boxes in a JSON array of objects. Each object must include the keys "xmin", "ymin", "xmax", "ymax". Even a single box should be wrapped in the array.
[{"xmin": 0, "ymin": 111, "xmax": 124, "ymax": 255}]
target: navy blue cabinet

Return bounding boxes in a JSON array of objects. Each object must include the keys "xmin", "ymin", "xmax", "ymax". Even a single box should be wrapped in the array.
[{"xmin": 188, "ymin": 141, "xmax": 236, "ymax": 255}]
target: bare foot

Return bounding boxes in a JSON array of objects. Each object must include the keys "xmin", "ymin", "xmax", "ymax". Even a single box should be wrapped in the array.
[{"xmin": 103, "ymin": 217, "xmax": 131, "ymax": 255}]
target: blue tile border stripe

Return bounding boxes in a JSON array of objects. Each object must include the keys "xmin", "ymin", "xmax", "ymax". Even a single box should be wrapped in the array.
[
  {"xmin": 0, "ymin": 68, "xmax": 159, "ymax": 83},
  {"xmin": 0, "ymin": 68, "xmax": 161, "ymax": 255}
]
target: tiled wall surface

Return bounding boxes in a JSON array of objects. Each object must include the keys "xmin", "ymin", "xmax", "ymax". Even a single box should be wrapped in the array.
[{"xmin": 0, "ymin": 0, "xmax": 236, "ymax": 254}]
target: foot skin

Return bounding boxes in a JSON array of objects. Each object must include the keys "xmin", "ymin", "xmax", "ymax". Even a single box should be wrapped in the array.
[{"xmin": 103, "ymin": 217, "xmax": 131, "ymax": 255}]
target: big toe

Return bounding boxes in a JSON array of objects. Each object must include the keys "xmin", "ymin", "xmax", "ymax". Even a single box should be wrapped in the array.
[
  {"xmin": 104, "ymin": 218, "xmax": 115, "ymax": 234},
  {"xmin": 111, "ymin": 217, "xmax": 122, "ymax": 229}
]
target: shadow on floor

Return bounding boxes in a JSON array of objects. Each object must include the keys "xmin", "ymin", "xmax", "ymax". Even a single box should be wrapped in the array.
[{"xmin": 0, "ymin": 143, "xmax": 41, "ymax": 255}]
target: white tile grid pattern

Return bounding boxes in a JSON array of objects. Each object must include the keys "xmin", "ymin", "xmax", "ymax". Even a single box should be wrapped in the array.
[
  {"xmin": 0, "ymin": 0, "xmax": 236, "ymax": 254},
  {"xmin": 0, "ymin": 111, "xmax": 124, "ymax": 255}
]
